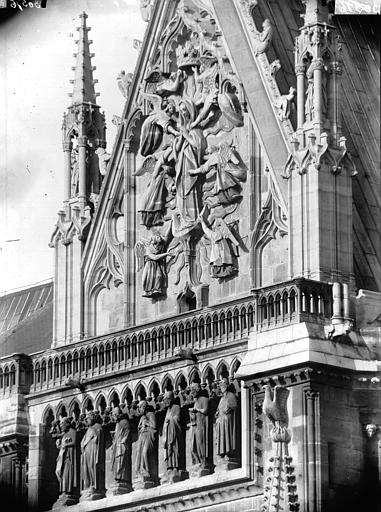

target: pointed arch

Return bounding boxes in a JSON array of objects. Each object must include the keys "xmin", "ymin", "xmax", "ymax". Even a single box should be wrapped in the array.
[
  {"xmin": 82, "ymin": 395, "xmax": 94, "ymax": 413},
  {"xmin": 121, "ymin": 385, "xmax": 133, "ymax": 406},
  {"xmin": 230, "ymin": 357, "xmax": 242, "ymax": 379},
  {"xmin": 95, "ymin": 392, "xmax": 107, "ymax": 412},
  {"xmin": 108, "ymin": 389, "xmax": 120, "ymax": 407},
  {"xmin": 134, "ymin": 381, "xmax": 147, "ymax": 401},
  {"xmin": 56, "ymin": 402, "xmax": 68, "ymax": 419},
  {"xmin": 202, "ymin": 364, "xmax": 216, "ymax": 384},
  {"xmin": 68, "ymin": 398, "xmax": 81, "ymax": 418},
  {"xmin": 161, "ymin": 374, "xmax": 174, "ymax": 393},
  {"xmin": 148, "ymin": 378, "xmax": 161, "ymax": 400},
  {"xmin": 216, "ymin": 360, "xmax": 230, "ymax": 380},
  {"xmin": 188, "ymin": 366, "xmax": 201, "ymax": 384},
  {"xmin": 175, "ymin": 372, "xmax": 188, "ymax": 391},
  {"xmin": 42, "ymin": 405, "xmax": 55, "ymax": 426}
]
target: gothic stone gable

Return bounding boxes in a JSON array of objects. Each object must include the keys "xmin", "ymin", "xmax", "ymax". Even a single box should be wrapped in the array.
[{"xmin": 81, "ymin": 0, "xmax": 289, "ymax": 336}]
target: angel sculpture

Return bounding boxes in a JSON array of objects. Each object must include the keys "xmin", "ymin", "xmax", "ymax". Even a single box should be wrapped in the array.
[
  {"xmin": 135, "ymin": 150, "xmax": 175, "ymax": 228},
  {"xmin": 198, "ymin": 211, "xmax": 240, "ymax": 278},
  {"xmin": 263, "ymin": 384, "xmax": 290, "ymax": 443},
  {"xmin": 189, "ymin": 142, "xmax": 247, "ymax": 209},
  {"xmin": 192, "ymin": 61, "xmax": 243, "ymax": 132},
  {"xmin": 255, "ymin": 18, "xmax": 273, "ymax": 55},
  {"xmin": 139, "ymin": 91, "xmax": 179, "ymax": 157},
  {"xmin": 275, "ymin": 86, "xmax": 296, "ymax": 121},
  {"xmin": 95, "ymin": 147, "xmax": 111, "ymax": 176},
  {"xmin": 135, "ymin": 224, "xmax": 174, "ymax": 297},
  {"xmin": 117, "ymin": 70, "xmax": 134, "ymax": 99},
  {"xmin": 191, "ymin": 60, "xmax": 219, "ymax": 129}
]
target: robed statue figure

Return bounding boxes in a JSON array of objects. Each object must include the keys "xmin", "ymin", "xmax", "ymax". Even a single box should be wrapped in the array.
[
  {"xmin": 55, "ymin": 417, "xmax": 78, "ymax": 504},
  {"xmin": 215, "ymin": 378, "xmax": 238, "ymax": 465},
  {"xmin": 80, "ymin": 411, "xmax": 105, "ymax": 500},
  {"xmin": 135, "ymin": 400, "xmax": 158, "ymax": 488},
  {"xmin": 109, "ymin": 406, "xmax": 132, "ymax": 494}
]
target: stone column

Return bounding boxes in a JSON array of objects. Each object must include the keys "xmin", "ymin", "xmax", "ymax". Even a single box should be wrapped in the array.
[
  {"xmin": 78, "ymin": 135, "xmax": 88, "ymax": 210},
  {"xmin": 123, "ymin": 139, "xmax": 136, "ymax": 327},
  {"xmin": 296, "ymin": 64, "xmax": 305, "ymax": 130},
  {"xmin": 313, "ymin": 59, "xmax": 324, "ymax": 133},
  {"xmin": 305, "ymin": 389, "xmax": 319, "ymax": 512},
  {"xmin": 63, "ymin": 140, "xmax": 72, "ymax": 211}
]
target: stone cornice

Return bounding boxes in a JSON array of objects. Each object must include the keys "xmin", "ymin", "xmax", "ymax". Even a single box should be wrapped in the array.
[{"xmin": 243, "ymin": 364, "xmax": 381, "ymax": 391}]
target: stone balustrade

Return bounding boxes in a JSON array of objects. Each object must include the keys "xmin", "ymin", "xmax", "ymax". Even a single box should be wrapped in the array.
[
  {"xmin": 26, "ymin": 299, "xmax": 254, "ymax": 393},
  {"xmin": 253, "ymin": 278, "xmax": 333, "ymax": 331}
]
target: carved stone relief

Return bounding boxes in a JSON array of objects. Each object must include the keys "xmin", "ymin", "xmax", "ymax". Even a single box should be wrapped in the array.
[{"xmin": 134, "ymin": 3, "xmax": 248, "ymax": 299}]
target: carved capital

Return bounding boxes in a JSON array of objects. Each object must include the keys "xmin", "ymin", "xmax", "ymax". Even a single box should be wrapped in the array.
[
  {"xmin": 62, "ymin": 141, "xmax": 73, "ymax": 152},
  {"xmin": 311, "ymin": 58, "xmax": 325, "ymax": 72},
  {"xmin": 295, "ymin": 64, "xmax": 305, "ymax": 75},
  {"xmin": 304, "ymin": 389, "xmax": 319, "ymax": 401},
  {"xmin": 77, "ymin": 136, "xmax": 88, "ymax": 147}
]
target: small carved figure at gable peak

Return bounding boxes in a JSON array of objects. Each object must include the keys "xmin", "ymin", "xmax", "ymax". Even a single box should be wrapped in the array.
[
  {"xmin": 269, "ymin": 59, "xmax": 281, "ymax": 77},
  {"xmin": 255, "ymin": 18, "xmax": 273, "ymax": 56},
  {"xmin": 275, "ymin": 86, "xmax": 296, "ymax": 121},
  {"xmin": 95, "ymin": 147, "xmax": 111, "ymax": 176},
  {"xmin": 139, "ymin": 0, "xmax": 153, "ymax": 23},
  {"xmin": 117, "ymin": 70, "xmax": 133, "ymax": 99}
]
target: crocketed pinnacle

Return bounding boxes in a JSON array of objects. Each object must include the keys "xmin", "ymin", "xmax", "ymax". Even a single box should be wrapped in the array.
[{"xmin": 70, "ymin": 12, "xmax": 98, "ymax": 105}]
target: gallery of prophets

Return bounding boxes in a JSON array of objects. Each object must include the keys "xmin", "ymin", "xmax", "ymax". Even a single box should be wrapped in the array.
[{"xmin": 0, "ymin": 0, "xmax": 380, "ymax": 511}]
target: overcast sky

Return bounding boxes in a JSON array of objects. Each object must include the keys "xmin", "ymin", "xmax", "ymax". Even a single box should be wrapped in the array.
[{"xmin": 0, "ymin": 0, "xmax": 146, "ymax": 293}]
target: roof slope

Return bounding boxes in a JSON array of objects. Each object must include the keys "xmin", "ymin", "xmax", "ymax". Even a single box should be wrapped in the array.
[
  {"xmin": 253, "ymin": 3, "xmax": 380, "ymax": 291},
  {"xmin": 0, "ymin": 281, "xmax": 53, "ymax": 358}
]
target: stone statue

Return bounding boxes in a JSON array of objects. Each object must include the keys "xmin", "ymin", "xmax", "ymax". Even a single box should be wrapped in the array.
[
  {"xmin": 80, "ymin": 411, "xmax": 105, "ymax": 500},
  {"xmin": 117, "ymin": 70, "xmax": 133, "ymax": 99},
  {"xmin": 55, "ymin": 417, "xmax": 78, "ymax": 505},
  {"xmin": 162, "ymin": 391, "xmax": 183, "ymax": 482},
  {"xmin": 136, "ymin": 153, "xmax": 175, "ymax": 228},
  {"xmin": 189, "ymin": 142, "xmax": 246, "ymax": 209},
  {"xmin": 135, "ymin": 400, "xmax": 157, "ymax": 488},
  {"xmin": 276, "ymin": 87, "xmax": 296, "ymax": 121},
  {"xmin": 109, "ymin": 406, "xmax": 132, "ymax": 494},
  {"xmin": 305, "ymin": 73, "xmax": 314, "ymax": 122},
  {"xmin": 139, "ymin": 0, "xmax": 153, "ymax": 22},
  {"xmin": 255, "ymin": 19, "xmax": 273, "ymax": 55},
  {"xmin": 173, "ymin": 98, "xmax": 206, "ymax": 229},
  {"xmin": 135, "ymin": 224, "xmax": 174, "ymax": 298},
  {"xmin": 305, "ymin": 60, "xmax": 328, "ymax": 122},
  {"xmin": 199, "ymin": 214, "xmax": 240, "ymax": 278},
  {"xmin": 139, "ymin": 92, "xmax": 179, "ymax": 157},
  {"xmin": 189, "ymin": 383, "xmax": 210, "ymax": 476},
  {"xmin": 95, "ymin": 147, "xmax": 110, "ymax": 176},
  {"xmin": 215, "ymin": 378, "xmax": 238, "ymax": 468},
  {"xmin": 70, "ymin": 147, "xmax": 79, "ymax": 197}
]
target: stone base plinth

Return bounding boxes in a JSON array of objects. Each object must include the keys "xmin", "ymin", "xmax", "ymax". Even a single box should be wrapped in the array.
[
  {"xmin": 106, "ymin": 481, "xmax": 132, "ymax": 496},
  {"xmin": 160, "ymin": 469, "xmax": 189, "ymax": 484},
  {"xmin": 79, "ymin": 488, "xmax": 106, "ymax": 502},
  {"xmin": 133, "ymin": 474, "xmax": 158, "ymax": 490},
  {"xmin": 189, "ymin": 463, "xmax": 210, "ymax": 478},
  {"xmin": 215, "ymin": 456, "xmax": 239, "ymax": 472},
  {"xmin": 53, "ymin": 492, "xmax": 79, "ymax": 508}
]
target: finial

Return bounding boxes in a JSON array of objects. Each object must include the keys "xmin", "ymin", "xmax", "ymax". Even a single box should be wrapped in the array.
[{"xmin": 70, "ymin": 12, "xmax": 98, "ymax": 105}]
